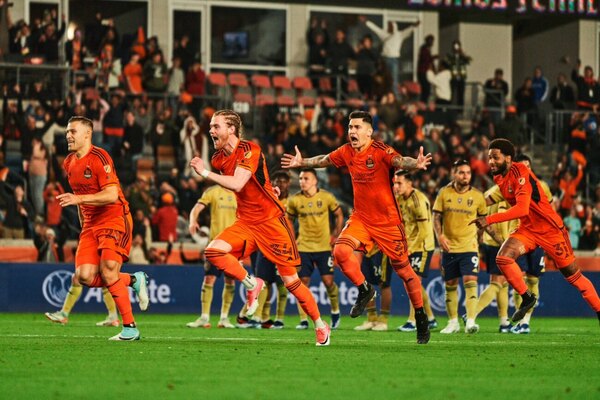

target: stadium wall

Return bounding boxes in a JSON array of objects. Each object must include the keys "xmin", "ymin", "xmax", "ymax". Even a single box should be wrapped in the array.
[{"xmin": 2, "ymin": 262, "xmax": 599, "ymax": 317}]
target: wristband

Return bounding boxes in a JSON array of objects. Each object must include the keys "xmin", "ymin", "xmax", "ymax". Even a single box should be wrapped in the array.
[{"xmin": 200, "ymin": 169, "xmax": 210, "ymax": 178}]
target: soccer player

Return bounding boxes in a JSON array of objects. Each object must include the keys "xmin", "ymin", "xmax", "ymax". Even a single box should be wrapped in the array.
[
  {"xmin": 472, "ymin": 187, "xmax": 513, "ymax": 333},
  {"xmin": 45, "ymin": 280, "xmax": 120, "ymax": 327},
  {"xmin": 471, "ymin": 138, "xmax": 600, "ymax": 327},
  {"xmin": 282, "ymin": 110, "xmax": 432, "ymax": 344},
  {"xmin": 433, "ymin": 159, "xmax": 496, "ymax": 334},
  {"xmin": 393, "ymin": 171, "xmax": 438, "ymax": 332},
  {"xmin": 58, "ymin": 116, "xmax": 149, "ymax": 341},
  {"xmin": 188, "ymin": 110, "xmax": 330, "ymax": 346},
  {"xmin": 251, "ymin": 171, "xmax": 294, "ymax": 329},
  {"xmin": 287, "ymin": 168, "xmax": 344, "ymax": 330},
  {"xmin": 186, "ymin": 183, "xmax": 237, "ymax": 329}
]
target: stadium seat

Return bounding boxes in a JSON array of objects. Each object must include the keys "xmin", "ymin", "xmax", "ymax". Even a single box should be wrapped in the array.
[
  {"xmin": 228, "ymin": 73, "xmax": 249, "ymax": 88},
  {"xmin": 292, "ymin": 76, "xmax": 313, "ymax": 97},
  {"xmin": 403, "ymin": 80, "xmax": 421, "ymax": 96},
  {"xmin": 320, "ymin": 96, "xmax": 336, "ymax": 108},
  {"xmin": 297, "ymin": 96, "xmax": 316, "ymax": 107},
  {"xmin": 272, "ymin": 75, "xmax": 292, "ymax": 91},
  {"xmin": 255, "ymin": 93, "xmax": 275, "ymax": 107},
  {"xmin": 233, "ymin": 92, "xmax": 254, "ymax": 105},
  {"xmin": 251, "ymin": 74, "xmax": 272, "ymax": 91},
  {"xmin": 318, "ymin": 77, "xmax": 333, "ymax": 94},
  {"xmin": 276, "ymin": 94, "xmax": 295, "ymax": 107},
  {"xmin": 207, "ymin": 72, "xmax": 227, "ymax": 96}
]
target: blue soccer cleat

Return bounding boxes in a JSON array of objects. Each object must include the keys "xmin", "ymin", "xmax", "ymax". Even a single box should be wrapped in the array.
[
  {"xmin": 331, "ymin": 312, "xmax": 341, "ymax": 330},
  {"xmin": 109, "ymin": 326, "xmax": 140, "ymax": 341}
]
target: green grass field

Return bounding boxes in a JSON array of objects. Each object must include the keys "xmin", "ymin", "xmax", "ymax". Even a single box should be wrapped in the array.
[{"xmin": 1, "ymin": 313, "xmax": 599, "ymax": 400}]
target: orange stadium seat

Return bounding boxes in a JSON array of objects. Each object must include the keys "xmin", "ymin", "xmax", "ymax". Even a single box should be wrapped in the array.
[
  {"xmin": 272, "ymin": 75, "xmax": 292, "ymax": 91},
  {"xmin": 251, "ymin": 74, "xmax": 271, "ymax": 90},
  {"xmin": 228, "ymin": 73, "xmax": 249, "ymax": 88},
  {"xmin": 255, "ymin": 93, "xmax": 275, "ymax": 106}
]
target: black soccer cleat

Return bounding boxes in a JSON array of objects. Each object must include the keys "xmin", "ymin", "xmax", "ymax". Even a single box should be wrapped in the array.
[
  {"xmin": 350, "ymin": 282, "xmax": 376, "ymax": 318},
  {"xmin": 415, "ymin": 307, "xmax": 431, "ymax": 345},
  {"xmin": 511, "ymin": 291, "xmax": 537, "ymax": 323}
]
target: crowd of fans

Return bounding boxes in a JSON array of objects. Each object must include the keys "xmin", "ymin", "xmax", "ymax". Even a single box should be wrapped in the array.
[{"xmin": 0, "ymin": 5, "xmax": 599, "ymax": 261}]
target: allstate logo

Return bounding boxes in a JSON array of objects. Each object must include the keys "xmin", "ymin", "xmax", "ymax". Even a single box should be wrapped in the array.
[
  {"xmin": 42, "ymin": 270, "xmax": 74, "ymax": 307},
  {"xmin": 425, "ymin": 276, "xmax": 462, "ymax": 313}
]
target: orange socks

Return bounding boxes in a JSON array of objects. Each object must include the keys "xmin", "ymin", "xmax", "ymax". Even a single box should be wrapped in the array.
[
  {"xmin": 106, "ymin": 278, "xmax": 134, "ymax": 325},
  {"xmin": 496, "ymin": 256, "xmax": 528, "ymax": 295},
  {"xmin": 286, "ymin": 279, "xmax": 320, "ymax": 321},
  {"xmin": 205, "ymin": 248, "xmax": 248, "ymax": 281},
  {"xmin": 394, "ymin": 264, "xmax": 423, "ymax": 309},
  {"xmin": 566, "ymin": 270, "xmax": 600, "ymax": 312},
  {"xmin": 333, "ymin": 241, "xmax": 365, "ymax": 286}
]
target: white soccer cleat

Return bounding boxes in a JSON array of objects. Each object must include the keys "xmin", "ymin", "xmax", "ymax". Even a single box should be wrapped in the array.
[
  {"xmin": 371, "ymin": 322, "xmax": 388, "ymax": 331},
  {"xmin": 465, "ymin": 321, "xmax": 480, "ymax": 334},
  {"xmin": 353, "ymin": 321, "xmax": 376, "ymax": 331},
  {"xmin": 186, "ymin": 316, "xmax": 211, "ymax": 328},
  {"xmin": 96, "ymin": 315, "xmax": 120, "ymax": 327},
  {"xmin": 440, "ymin": 319, "xmax": 460, "ymax": 334},
  {"xmin": 217, "ymin": 318, "xmax": 235, "ymax": 328},
  {"xmin": 44, "ymin": 311, "xmax": 68, "ymax": 325}
]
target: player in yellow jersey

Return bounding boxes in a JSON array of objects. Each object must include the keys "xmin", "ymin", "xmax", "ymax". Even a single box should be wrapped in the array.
[
  {"xmin": 186, "ymin": 183, "xmax": 238, "ymax": 329},
  {"xmin": 472, "ymin": 187, "xmax": 513, "ymax": 332},
  {"xmin": 250, "ymin": 171, "xmax": 294, "ymax": 329},
  {"xmin": 393, "ymin": 171, "xmax": 438, "ymax": 332},
  {"xmin": 287, "ymin": 168, "xmax": 344, "ymax": 329},
  {"xmin": 486, "ymin": 154, "xmax": 551, "ymax": 334},
  {"xmin": 433, "ymin": 160, "xmax": 499, "ymax": 334}
]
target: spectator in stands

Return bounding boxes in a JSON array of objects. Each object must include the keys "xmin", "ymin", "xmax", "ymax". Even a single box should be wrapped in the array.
[
  {"xmin": 494, "ymin": 105, "xmax": 527, "ymax": 149},
  {"xmin": 364, "ymin": 17, "xmax": 419, "ymax": 98},
  {"xmin": 531, "ymin": 66, "xmax": 549, "ymax": 104},
  {"xmin": 123, "ymin": 53, "xmax": 144, "ymax": 95},
  {"xmin": 185, "ymin": 59, "xmax": 206, "ymax": 117},
  {"xmin": 564, "ymin": 206, "xmax": 582, "ymax": 250},
  {"xmin": 122, "ymin": 111, "xmax": 145, "ymax": 166},
  {"xmin": 28, "ymin": 136, "xmax": 48, "ymax": 217},
  {"xmin": 10, "ymin": 20, "xmax": 34, "ymax": 60},
  {"xmin": 355, "ymin": 35, "xmax": 378, "ymax": 100},
  {"xmin": 173, "ymin": 35, "xmax": 194, "ymax": 74},
  {"xmin": 559, "ymin": 164, "xmax": 584, "ymax": 217},
  {"xmin": 65, "ymin": 29, "xmax": 85, "ymax": 70},
  {"xmin": 484, "ymin": 68, "xmax": 509, "ymax": 110},
  {"xmin": 515, "ymin": 77, "xmax": 537, "ymax": 124},
  {"xmin": 85, "ymin": 91, "xmax": 109, "ymax": 147},
  {"xmin": 85, "ymin": 12, "xmax": 105, "ymax": 55},
  {"xmin": 445, "ymin": 40, "xmax": 471, "ymax": 107},
  {"xmin": 326, "ymin": 28, "xmax": 355, "ymax": 95},
  {"xmin": 570, "ymin": 58, "xmax": 600, "ymax": 110},
  {"xmin": 36, "ymin": 14, "xmax": 65, "ymax": 63},
  {"xmin": 98, "ymin": 43, "xmax": 121, "ymax": 90},
  {"xmin": 426, "ymin": 60, "xmax": 452, "ymax": 106},
  {"xmin": 0, "ymin": 0, "xmax": 12, "ymax": 60},
  {"xmin": 378, "ymin": 92, "xmax": 401, "ymax": 130},
  {"xmin": 567, "ymin": 112, "xmax": 589, "ymax": 168},
  {"xmin": 132, "ymin": 99, "xmax": 152, "ymax": 136},
  {"xmin": 129, "ymin": 233, "xmax": 150, "ymax": 264},
  {"xmin": 179, "ymin": 115, "xmax": 202, "ymax": 176},
  {"xmin": 143, "ymin": 51, "xmax": 168, "ymax": 93},
  {"xmin": 102, "ymin": 92, "xmax": 127, "ymax": 156},
  {"xmin": 34, "ymin": 225, "xmax": 64, "ymax": 262},
  {"xmin": 167, "ymin": 56, "xmax": 185, "ymax": 111},
  {"xmin": 550, "ymin": 73, "xmax": 576, "ymax": 110},
  {"xmin": 150, "ymin": 107, "xmax": 178, "ymax": 162},
  {"xmin": 417, "ymin": 34, "xmax": 436, "ymax": 103},
  {"xmin": 306, "ymin": 18, "xmax": 329, "ymax": 90},
  {"xmin": 152, "ymin": 192, "xmax": 179, "ymax": 242},
  {"xmin": 0, "ymin": 181, "xmax": 33, "ymax": 239},
  {"xmin": 43, "ymin": 180, "xmax": 63, "ymax": 228}
]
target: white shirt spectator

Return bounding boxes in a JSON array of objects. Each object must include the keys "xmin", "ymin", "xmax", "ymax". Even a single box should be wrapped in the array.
[{"xmin": 366, "ymin": 21, "xmax": 416, "ymax": 59}]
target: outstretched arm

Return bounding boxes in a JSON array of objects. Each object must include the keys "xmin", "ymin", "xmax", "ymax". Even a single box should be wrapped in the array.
[
  {"xmin": 281, "ymin": 145, "xmax": 333, "ymax": 169},
  {"xmin": 391, "ymin": 146, "xmax": 432, "ymax": 171}
]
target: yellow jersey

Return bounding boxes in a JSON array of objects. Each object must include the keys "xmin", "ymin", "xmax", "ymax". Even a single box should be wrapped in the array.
[
  {"xmin": 287, "ymin": 189, "xmax": 340, "ymax": 252},
  {"xmin": 482, "ymin": 186, "xmax": 511, "ymax": 247},
  {"xmin": 433, "ymin": 183, "xmax": 487, "ymax": 253},
  {"xmin": 396, "ymin": 188, "xmax": 435, "ymax": 254},
  {"xmin": 197, "ymin": 186, "xmax": 237, "ymax": 240}
]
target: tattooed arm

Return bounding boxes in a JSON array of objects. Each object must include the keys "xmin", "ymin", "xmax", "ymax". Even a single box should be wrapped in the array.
[
  {"xmin": 281, "ymin": 145, "xmax": 333, "ymax": 169},
  {"xmin": 391, "ymin": 146, "xmax": 432, "ymax": 172}
]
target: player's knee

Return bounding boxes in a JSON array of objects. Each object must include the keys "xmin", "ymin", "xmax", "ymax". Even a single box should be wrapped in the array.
[
  {"xmin": 204, "ymin": 248, "xmax": 227, "ymax": 265},
  {"xmin": 333, "ymin": 243, "xmax": 353, "ymax": 264},
  {"xmin": 77, "ymin": 269, "xmax": 95, "ymax": 286}
]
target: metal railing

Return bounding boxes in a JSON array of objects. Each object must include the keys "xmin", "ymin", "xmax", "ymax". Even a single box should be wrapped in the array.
[{"xmin": 0, "ymin": 62, "xmax": 71, "ymax": 100}]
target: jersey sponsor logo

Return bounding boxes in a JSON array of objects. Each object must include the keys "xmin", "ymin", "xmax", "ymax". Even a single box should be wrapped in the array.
[
  {"xmin": 84, "ymin": 167, "xmax": 92, "ymax": 179},
  {"xmin": 366, "ymin": 155, "xmax": 374, "ymax": 169},
  {"xmin": 42, "ymin": 270, "xmax": 74, "ymax": 307},
  {"xmin": 385, "ymin": 147, "xmax": 394, "ymax": 155},
  {"xmin": 104, "ymin": 164, "xmax": 112, "ymax": 173}
]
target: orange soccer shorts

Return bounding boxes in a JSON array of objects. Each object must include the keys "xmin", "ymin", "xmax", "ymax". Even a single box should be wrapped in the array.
[
  {"xmin": 214, "ymin": 215, "xmax": 300, "ymax": 276},
  {"xmin": 75, "ymin": 214, "xmax": 133, "ymax": 267},
  {"xmin": 510, "ymin": 225, "xmax": 575, "ymax": 268},
  {"xmin": 339, "ymin": 215, "xmax": 410, "ymax": 268}
]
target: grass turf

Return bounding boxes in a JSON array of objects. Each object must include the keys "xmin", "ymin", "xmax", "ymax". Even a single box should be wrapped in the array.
[{"xmin": 1, "ymin": 313, "xmax": 599, "ymax": 400}]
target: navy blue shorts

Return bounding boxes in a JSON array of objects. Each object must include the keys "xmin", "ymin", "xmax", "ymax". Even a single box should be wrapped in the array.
[
  {"xmin": 441, "ymin": 252, "xmax": 479, "ymax": 281},
  {"xmin": 204, "ymin": 260, "xmax": 224, "ymax": 277},
  {"xmin": 409, "ymin": 250, "xmax": 433, "ymax": 278},
  {"xmin": 255, "ymin": 251, "xmax": 283, "ymax": 284},
  {"xmin": 361, "ymin": 251, "xmax": 392, "ymax": 288},
  {"xmin": 480, "ymin": 244, "xmax": 502, "ymax": 275},
  {"xmin": 516, "ymin": 246, "xmax": 545, "ymax": 277},
  {"xmin": 299, "ymin": 251, "xmax": 334, "ymax": 278}
]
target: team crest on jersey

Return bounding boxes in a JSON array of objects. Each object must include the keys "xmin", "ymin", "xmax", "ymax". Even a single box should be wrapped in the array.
[
  {"xmin": 244, "ymin": 151, "xmax": 252, "ymax": 159},
  {"xmin": 457, "ymin": 198, "xmax": 462, "ymax": 204},
  {"xmin": 308, "ymin": 202, "xmax": 313, "ymax": 208},
  {"xmin": 317, "ymin": 200, "xmax": 323, "ymax": 208},
  {"xmin": 84, "ymin": 167, "xmax": 92, "ymax": 179},
  {"xmin": 467, "ymin": 198, "xmax": 473, "ymax": 207},
  {"xmin": 385, "ymin": 147, "xmax": 394, "ymax": 155},
  {"xmin": 104, "ymin": 165, "xmax": 111, "ymax": 174},
  {"xmin": 518, "ymin": 177, "xmax": 525, "ymax": 185},
  {"xmin": 365, "ymin": 155, "xmax": 374, "ymax": 169}
]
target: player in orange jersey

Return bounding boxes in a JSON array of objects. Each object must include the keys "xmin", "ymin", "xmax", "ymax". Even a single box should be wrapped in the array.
[
  {"xmin": 471, "ymin": 138, "xmax": 600, "ymax": 326},
  {"xmin": 188, "ymin": 109, "xmax": 330, "ymax": 346},
  {"xmin": 57, "ymin": 116, "xmax": 149, "ymax": 341},
  {"xmin": 282, "ymin": 110, "xmax": 432, "ymax": 344}
]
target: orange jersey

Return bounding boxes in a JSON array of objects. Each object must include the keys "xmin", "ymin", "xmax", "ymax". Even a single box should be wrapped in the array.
[
  {"xmin": 329, "ymin": 140, "xmax": 401, "ymax": 226},
  {"xmin": 487, "ymin": 162, "xmax": 564, "ymax": 234},
  {"xmin": 211, "ymin": 139, "xmax": 285, "ymax": 224},
  {"xmin": 64, "ymin": 146, "xmax": 129, "ymax": 231}
]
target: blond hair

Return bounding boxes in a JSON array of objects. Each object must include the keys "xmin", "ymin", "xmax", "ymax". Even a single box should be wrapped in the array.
[{"xmin": 214, "ymin": 109, "xmax": 244, "ymax": 139}]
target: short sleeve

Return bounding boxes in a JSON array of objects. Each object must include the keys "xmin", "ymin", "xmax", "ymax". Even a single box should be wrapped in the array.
[
  {"xmin": 413, "ymin": 193, "xmax": 429, "ymax": 221},
  {"xmin": 477, "ymin": 193, "xmax": 487, "ymax": 216},
  {"xmin": 380, "ymin": 143, "xmax": 400, "ymax": 168},
  {"xmin": 198, "ymin": 188, "xmax": 213, "ymax": 206},
  {"xmin": 327, "ymin": 192, "xmax": 340, "ymax": 212},
  {"xmin": 286, "ymin": 196, "xmax": 297, "ymax": 217},
  {"xmin": 93, "ymin": 153, "xmax": 119, "ymax": 189},
  {"xmin": 328, "ymin": 146, "xmax": 347, "ymax": 168},
  {"xmin": 237, "ymin": 147, "xmax": 259, "ymax": 173},
  {"xmin": 432, "ymin": 189, "xmax": 445, "ymax": 213}
]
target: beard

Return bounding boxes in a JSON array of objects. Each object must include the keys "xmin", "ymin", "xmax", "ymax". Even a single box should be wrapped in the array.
[{"xmin": 492, "ymin": 160, "xmax": 508, "ymax": 176}]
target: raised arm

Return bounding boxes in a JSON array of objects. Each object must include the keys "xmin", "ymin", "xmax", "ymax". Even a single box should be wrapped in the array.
[
  {"xmin": 391, "ymin": 146, "xmax": 432, "ymax": 171},
  {"xmin": 281, "ymin": 145, "xmax": 333, "ymax": 169}
]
